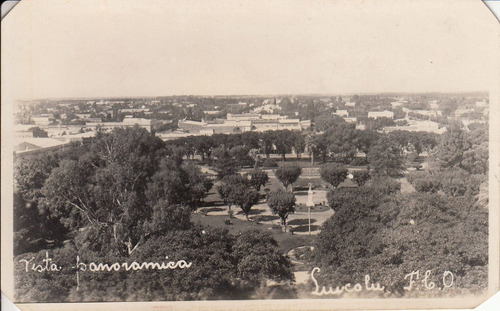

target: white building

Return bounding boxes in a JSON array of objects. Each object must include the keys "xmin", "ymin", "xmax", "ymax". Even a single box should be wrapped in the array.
[
  {"xmin": 333, "ymin": 110, "xmax": 349, "ymax": 117},
  {"xmin": 14, "ymin": 137, "xmax": 71, "ymax": 154},
  {"xmin": 411, "ymin": 110, "xmax": 442, "ymax": 117},
  {"xmin": 75, "ymin": 113, "xmax": 91, "ymax": 119},
  {"xmin": 260, "ymin": 114, "xmax": 287, "ymax": 120},
  {"xmin": 428, "ymin": 100, "xmax": 439, "ymax": 109},
  {"xmin": 253, "ymin": 104, "xmax": 282, "ymax": 113},
  {"xmin": 227, "ymin": 113, "xmax": 261, "ymax": 120},
  {"xmin": 368, "ymin": 111, "xmax": 394, "ymax": 119},
  {"xmin": 203, "ymin": 110, "xmax": 221, "ymax": 115},
  {"xmin": 383, "ymin": 120, "xmax": 446, "ymax": 134},
  {"xmin": 31, "ymin": 116, "xmax": 52, "ymax": 126},
  {"xmin": 14, "ymin": 131, "xmax": 34, "ymax": 138}
]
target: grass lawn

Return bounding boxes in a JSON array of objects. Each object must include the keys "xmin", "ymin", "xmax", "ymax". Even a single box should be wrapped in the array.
[
  {"xmin": 294, "ymin": 205, "xmax": 330, "ymax": 213},
  {"xmin": 191, "ymin": 213, "xmax": 315, "ymax": 253}
]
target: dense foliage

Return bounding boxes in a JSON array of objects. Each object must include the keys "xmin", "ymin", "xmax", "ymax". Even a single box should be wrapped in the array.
[
  {"xmin": 315, "ymin": 186, "xmax": 488, "ymax": 297},
  {"xmin": 15, "ymin": 227, "xmax": 295, "ymax": 302},
  {"xmin": 38, "ymin": 127, "xmax": 213, "ymax": 257},
  {"xmin": 433, "ymin": 122, "xmax": 488, "ymax": 175}
]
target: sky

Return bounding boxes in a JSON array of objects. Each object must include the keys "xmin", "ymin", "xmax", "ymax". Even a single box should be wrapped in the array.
[{"xmin": 1, "ymin": 0, "xmax": 499, "ymax": 101}]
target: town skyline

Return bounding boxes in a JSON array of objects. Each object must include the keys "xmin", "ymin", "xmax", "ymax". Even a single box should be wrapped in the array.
[{"xmin": 14, "ymin": 90, "xmax": 490, "ymax": 103}]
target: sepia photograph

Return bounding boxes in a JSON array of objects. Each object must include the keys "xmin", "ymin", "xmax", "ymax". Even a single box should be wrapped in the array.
[{"xmin": 1, "ymin": 0, "xmax": 499, "ymax": 310}]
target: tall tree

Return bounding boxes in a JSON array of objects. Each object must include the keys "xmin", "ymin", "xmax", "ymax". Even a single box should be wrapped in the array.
[
  {"xmin": 233, "ymin": 229, "xmax": 294, "ymax": 288},
  {"xmin": 274, "ymin": 164, "xmax": 302, "ymax": 191},
  {"xmin": 434, "ymin": 122, "xmax": 469, "ymax": 169},
  {"xmin": 260, "ymin": 131, "xmax": 275, "ymax": 158},
  {"xmin": 293, "ymin": 132, "xmax": 306, "ymax": 160},
  {"xmin": 319, "ymin": 163, "xmax": 348, "ymax": 188},
  {"xmin": 267, "ymin": 190, "xmax": 296, "ymax": 232},
  {"xmin": 229, "ymin": 145, "xmax": 254, "ymax": 167},
  {"xmin": 40, "ymin": 127, "xmax": 184, "ymax": 256},
  {"xmin": 217, "ymin": 174, "xmax": 248, "ymax": 217},
  {"xmin": 230, "ymin": 184, "xmax": 260, "ymax": 220},
  {"xmin": 213, "ymin": 146, "xmax": 238, "ymax": 178},
  {"xmin": 305, "ymin": 133, "xmax": 317, "ymax": 165},
  {"xmin": 367, "ymin": 137, "xmax": 406, "ymax": 177},
  {"xmin": 273, "ymin": 130, "xmax": 295, "ymax": 161},
  {"xmin": 246, "ymin": 168, "xmax": 269, "ymax": 192},
  {"xmin": 314, "ymin": 114, "xmax": 346, "ymax": 132},
  {"xmin": 323, "ymin": 125, "xmax": 358, "ymax": 163}
]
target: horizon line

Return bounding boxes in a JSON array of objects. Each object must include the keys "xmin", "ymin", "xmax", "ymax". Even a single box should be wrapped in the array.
[{"xmin": 15, "ymin": 90, "xmax": 489, "ymax": 102}]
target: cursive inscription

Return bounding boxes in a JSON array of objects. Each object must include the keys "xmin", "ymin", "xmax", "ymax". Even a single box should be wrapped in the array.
[
  {"xmin": 310, "ymin": 267, "xmax": 454, "ymax": 295},
  {"xmin": 19, "ymin": 252, "xmax": 192, "ymax": 290},
  {"xmin": 310, "ymin": 267, "xmax": 385, "ymax": 296}
]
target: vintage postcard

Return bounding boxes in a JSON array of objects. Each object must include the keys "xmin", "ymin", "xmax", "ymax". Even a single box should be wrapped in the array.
[{"xmin": 1, "ymin": 0, "xmax": 499, "ymax": 310}]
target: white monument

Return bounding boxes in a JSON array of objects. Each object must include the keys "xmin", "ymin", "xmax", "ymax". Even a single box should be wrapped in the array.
[
  {"xmin": 306, "ymin": 183, "xmax": 315, "ymax": 235},
  {"xmin": 306, "ymin": 183, "xmax": 315, "ymax": 207}
]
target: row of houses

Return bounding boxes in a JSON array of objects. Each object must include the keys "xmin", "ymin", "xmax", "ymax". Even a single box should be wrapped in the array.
[
  {"xmin": 177, "ymin": 115, "xmax": 311, "ymax": 135},
  {"xmin": 155, "ymin": 114, "xmax": 311, "ymax": 140}
]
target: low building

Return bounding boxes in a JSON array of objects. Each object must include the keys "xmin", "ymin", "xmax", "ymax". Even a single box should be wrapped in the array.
[
  {"xmin": 75, "ymin": 113, "xmax": 91, "ymax": 119},
  {"xmin": 299, "ymin": 120, "xmax": 312, "ymax": 130},
  {"xmin": 82, "ymin": 117, "xmax": 163, "ymax": 132},
  {"xmin": 120, "ymin": 108, "xmax": 150, "ymax": 113},
  {"xmin": 356, "ymin": 123, "xmax": 366, "ymax": 130},
  {"xmin": 383, "ymin": 120, "xmax": 446, "ymax": 134},
  {"xmin": 31, "ymin": 116, "xmax": 52, "ymax": 126},
  {"xmin": 14, "ymin": 137, "xmax": 71, "ymax": 154},
  {"xmin": 85, "ymin": 117, "xmax": 103, "ymax": 123},
  {"xmin": 178, "ymin": 120, "xmax": 207, "ymax": 133},
  {"xmin": 260, "ymin": 114, "xmax": 287, "ymax": 120},
  {"xmin": 203, "ymin": 110, "xmax": 221, "ymax": 115},
  {"xmin": 428, "ymin": 100, "xmax": 439, "ymax": 109},
  {"xmin": 253, "ymin": 104, "xmax": 282, "ymax": 113},
  {"xmin": 14, "ymin": 131, "xmax": 34, "ymax": 138},
  {"xmin": 207, "ymin": 121, "xmax": 252, "ymax": 134},
  {"xmin": 333, "ymin": 110, "xmax": 349, "ymax": 117},
  {"xmin": 227, "ymin": 113, "xmax": 261, "ymax": 120},
  {"xmin": 343, "ymin": 117, "xmax": 357, "ymax": 124},
  {"xmin": 178, "ymin": 114, "xmax": 310, "ymax": 136},
  {"xmin": 368, "ymin": 111, "xmax": 394, "ymax": 119},
  {"xmin": 411, "ymin": 110, "xmax": 441, "ymax": 117}
]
